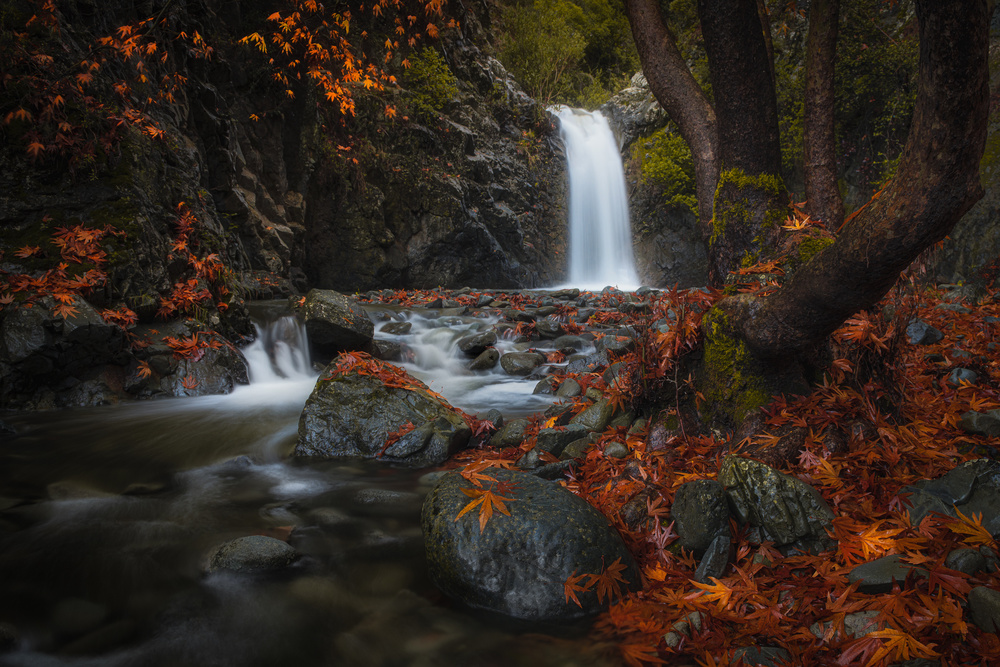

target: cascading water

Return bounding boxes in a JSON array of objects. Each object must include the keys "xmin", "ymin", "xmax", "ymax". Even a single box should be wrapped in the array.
[
  {"xmin": 553, "ymin": 106, "xmax": 640, "ymax": 290},
  {"xmin": 371, "ymin": 310, "xmax": 569, "ymax": 417}
]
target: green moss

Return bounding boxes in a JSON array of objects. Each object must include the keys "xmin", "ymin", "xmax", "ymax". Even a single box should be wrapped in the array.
[
  {"xmin": 403, "ymin": 48, "xmax": 460, "ymax": 119},
  {"xmin": 633, "ymin": 128, "xmax": 697, "ymax": 215},
  {"xmin": 698, "ymin": 305, "xmax": 770, "ymax": 428},
  {"xmin": 797, "ymin": 236, "xmax": 835, "ymax": 265},
  {"xmin": 710, "ymin": 168, "xmax": 783, "ymax": 244}
]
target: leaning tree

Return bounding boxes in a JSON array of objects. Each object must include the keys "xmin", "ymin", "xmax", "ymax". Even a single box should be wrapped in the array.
[{"xmin": 623, "ymin": 0, "xmax": 990, "ymax": 429}]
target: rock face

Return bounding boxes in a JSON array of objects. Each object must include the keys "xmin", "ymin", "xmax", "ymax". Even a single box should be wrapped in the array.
[
  {"xmin": 421, "ymin": 468, "xmax": 641, "ymax": 621},
  {"xmin": 0, "ymin": 298, "xmax": 128, "ymax": 408},
  {"xmin": 302, "ymin": 43, "xmax": 567, "ymax": 291},
  {"xmin": 296, "ymin": 362, "xmax": 471, "ymax": 467},
  {"xmin": 600, "ymin": 73, "xmax": 669, "ymax": 150},
  {"xmin": 301, "ymin": 289, "xmax": 374, "ymax": 360},
  {"xmin": 719, "ymin": 456, "xmax": 835, "ymax": 547}
]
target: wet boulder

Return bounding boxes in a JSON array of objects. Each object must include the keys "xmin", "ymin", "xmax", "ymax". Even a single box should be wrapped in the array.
[
  {"xmin": 421, "ymin": 468, "xmax": 641, "ymax": 621},
  {"xmin": 672, "ymin": 480, "xmax": 731, "ymax": 552},
  {"xmin": 296, "ymin": 358, "xmax": 471, "ymax": 467},
  {"xmin": 207, "ymin": 535, "xmax": 298, "ymax": 573},
  {"xmin": 469, "ymin": 348, "xmax": 499, "ymax": 370},
  {"xmin": 719, "ymin": 456, "xmax": 835, "ymax": 547},
  {"xmin": 499, "ymin": 351, "xmax": 545, "ymax": 376},
  {"xmin": 164, "ymin": 344, "xmax": 249, "ymax": 397},
  {"xmin": 302, "ymin": 289, "xmax": 374, "ymax": 360},
  {"xmin": 569, "ymin": 397, "xmax": 616, "ymax": 432},
  {"xmin": 456, "ymin": 330, "xmax": 497, "ymax": 357}
]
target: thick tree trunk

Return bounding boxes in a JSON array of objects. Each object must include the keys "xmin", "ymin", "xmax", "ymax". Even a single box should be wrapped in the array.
[
  {"xmin": 697, "ymin": 0, "xmax": 787, "ymax": 285},
  {"xmin": 700, "ymin": 0, "xmax": 989, "ymax": 428},
  {"xmin": 755, "ymin": 0, "xmax": 776, "ymax": 91},
  {"xmin": 622, "ymin": 0, "xmax": 718, "ymax": 235},
  {"xmin": 802, "ymin": 0, "xmax": 844, "ymax": 228}
]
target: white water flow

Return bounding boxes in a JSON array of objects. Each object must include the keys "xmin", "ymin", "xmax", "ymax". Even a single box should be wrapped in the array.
[
  {"xmin": 553, "ymin": 106, "xmax": 640, "ymax": 290},
  {"xmin": 371, "ymin": 309, "xmax": 578, "ymax": 417}
]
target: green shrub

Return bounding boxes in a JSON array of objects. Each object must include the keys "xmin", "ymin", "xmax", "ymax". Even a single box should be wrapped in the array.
[
  {"xmin": 633, "ymin": 128, "xmax": 697, "ymax": 215},
  {"xmin": 403, "ymin": 48, "xmax": 460, "ymax": 119},
  {"xmin": 497, "ymin": 0, "xmax": 587, "ymax": 106}
]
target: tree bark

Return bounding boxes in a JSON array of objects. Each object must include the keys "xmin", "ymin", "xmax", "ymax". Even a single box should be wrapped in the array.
[
  {"xmin": 755, "ymin": 0, "xmax": 776, "ymax": 91},
  {"xmin": 697, "ymin": 0, "xmax": 786, "ymax": 285},
  {"xmin": 802, "ymin": 0, "xmax": 844, "ymax": 228},
  {"xmin": 731, "ymin": 0, "xmax": 989, "ymax": 358},
  {"xmin": 621, "ymin": 0, "xmax": 718, "ymax": 235}
]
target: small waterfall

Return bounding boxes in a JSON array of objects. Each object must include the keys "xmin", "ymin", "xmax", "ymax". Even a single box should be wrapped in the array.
[
  {"xmin": 374, "ymin": 312, "xmax": 569, "ymax": 416},
  {"xmin": 243, "ymin": 315, "xmax": 313, "ymax": 383},
  {"xmin": 553, "ymin": 106, "xmax": 640, "ymax": 290}
]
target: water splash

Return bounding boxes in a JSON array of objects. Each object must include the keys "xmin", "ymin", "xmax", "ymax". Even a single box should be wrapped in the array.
[{"xmin": 553, "ymin": 106, "xmax": 640, "ymax": 290}]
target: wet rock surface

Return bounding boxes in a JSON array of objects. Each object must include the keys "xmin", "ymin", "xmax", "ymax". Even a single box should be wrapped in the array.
[
  {"xmin": 672, "ymin": 480, "xmax": 730, "ymax": 552},
  {"xmin": 719, "ymin": 456, "xmax": 835, "ymax": 547},
  {"xmin": 207, "ymin": 535, "xmax": 299, "ymax": 573},
  {"xmin": 421, "ymin": 468, "xmax": 641, "ymax": 621},
  {"xmin": 301, "ymin": 289, "xmax": 374, "ymax": 360},
  {"xmin": 900, "ymin": 459, "xmax": 1000, "ymax": 535},
  {"xmin": 296, "ymin": 362, "xmax": 471, "ymax": 467}
]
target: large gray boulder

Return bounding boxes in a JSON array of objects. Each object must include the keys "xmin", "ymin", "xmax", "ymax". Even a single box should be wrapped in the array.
[
  {"xmin": 301, "ymin": 289, "xmax": 374, "ymax": 359},
  {"xmin": 599, "ymin": 73, "xmax": 669, "ymax": 150},
  {"xmin": 296, "ymin": 358, "xmax": 471, "ymax": 467},
  {"xmin": 719, "ymin": 456, "xmax": 835, "ymax": 547},
  {"xmin": 422, "ymin": 468, "xmax": 640, "ymax": 621}
]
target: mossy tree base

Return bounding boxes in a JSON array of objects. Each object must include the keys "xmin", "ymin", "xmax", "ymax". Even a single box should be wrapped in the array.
[
  {"xmin": 709, "ymin": 168, "xmax": 789, "ymax": 286},
  {"xmin": 696, "ymin": 297, "xmax": 813, "ymax": 432}
]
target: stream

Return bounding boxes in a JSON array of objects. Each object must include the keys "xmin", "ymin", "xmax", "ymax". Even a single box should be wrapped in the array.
[{"xmin": 0, "ymin": 305, "xmax": 616, "ymax": 667}]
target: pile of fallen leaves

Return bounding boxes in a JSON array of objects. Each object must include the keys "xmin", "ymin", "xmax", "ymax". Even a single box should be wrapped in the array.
[{"xmin": 571, "ymin": 285, "xmax": 1000, "ymax": 666}]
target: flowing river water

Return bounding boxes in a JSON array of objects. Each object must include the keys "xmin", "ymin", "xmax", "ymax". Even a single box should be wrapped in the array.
[
  {"xmin": 0, "ymin": 107, "xmax": 633, "ymax": 666},
  {"xmin": 0, "ymin": 306, "xmax": 619, "ymax": 667}
]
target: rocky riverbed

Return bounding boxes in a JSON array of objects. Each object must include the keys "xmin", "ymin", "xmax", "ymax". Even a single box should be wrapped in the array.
[{"xmin": 2, "ymin": 284, "xmax": 1000, "ymax": 665}]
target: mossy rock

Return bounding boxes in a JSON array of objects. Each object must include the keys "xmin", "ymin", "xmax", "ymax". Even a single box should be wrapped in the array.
[{"xmin": 719, "ymin": 456, "xmax": 835, "ymax": 547}]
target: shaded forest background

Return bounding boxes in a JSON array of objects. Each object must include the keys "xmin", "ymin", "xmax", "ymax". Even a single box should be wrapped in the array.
[{"xmin": 496, "ymin": 0, "xmax": 919, "ymax": 219}]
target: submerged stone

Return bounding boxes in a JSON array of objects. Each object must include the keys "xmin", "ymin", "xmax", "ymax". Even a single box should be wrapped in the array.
[{"xmin": 207, "ymin": 535, "xmax": 298, "ymax": 573}]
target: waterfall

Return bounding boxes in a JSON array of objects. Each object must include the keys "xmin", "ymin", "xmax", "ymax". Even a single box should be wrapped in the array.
[
  {"xmin": 553, "ymin": 106, "xmax": 640, "ymax": 290},
  {"xmin": 243, "ymin": 315, "xmax": 314, "ymax": 383}
]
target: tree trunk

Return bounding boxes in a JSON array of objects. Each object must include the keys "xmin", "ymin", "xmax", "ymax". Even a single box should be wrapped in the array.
[
  {"xmin": 700, "ymin": 0, "xmax": 990, "ymax": 429},
  {"xmin": 755, "ymin": 0, "xmax": 776, "ymax": 91},
  {"xmin": 802, "ymin": 0, "xmax": 844, "ymax": 228},
  {"xmin": 697, "ymin": 0, "xmax": 787, "ymax": 285},
  {"xmin": 622, "ymin": 0, "xmax": 718, "ymax": 236}
]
